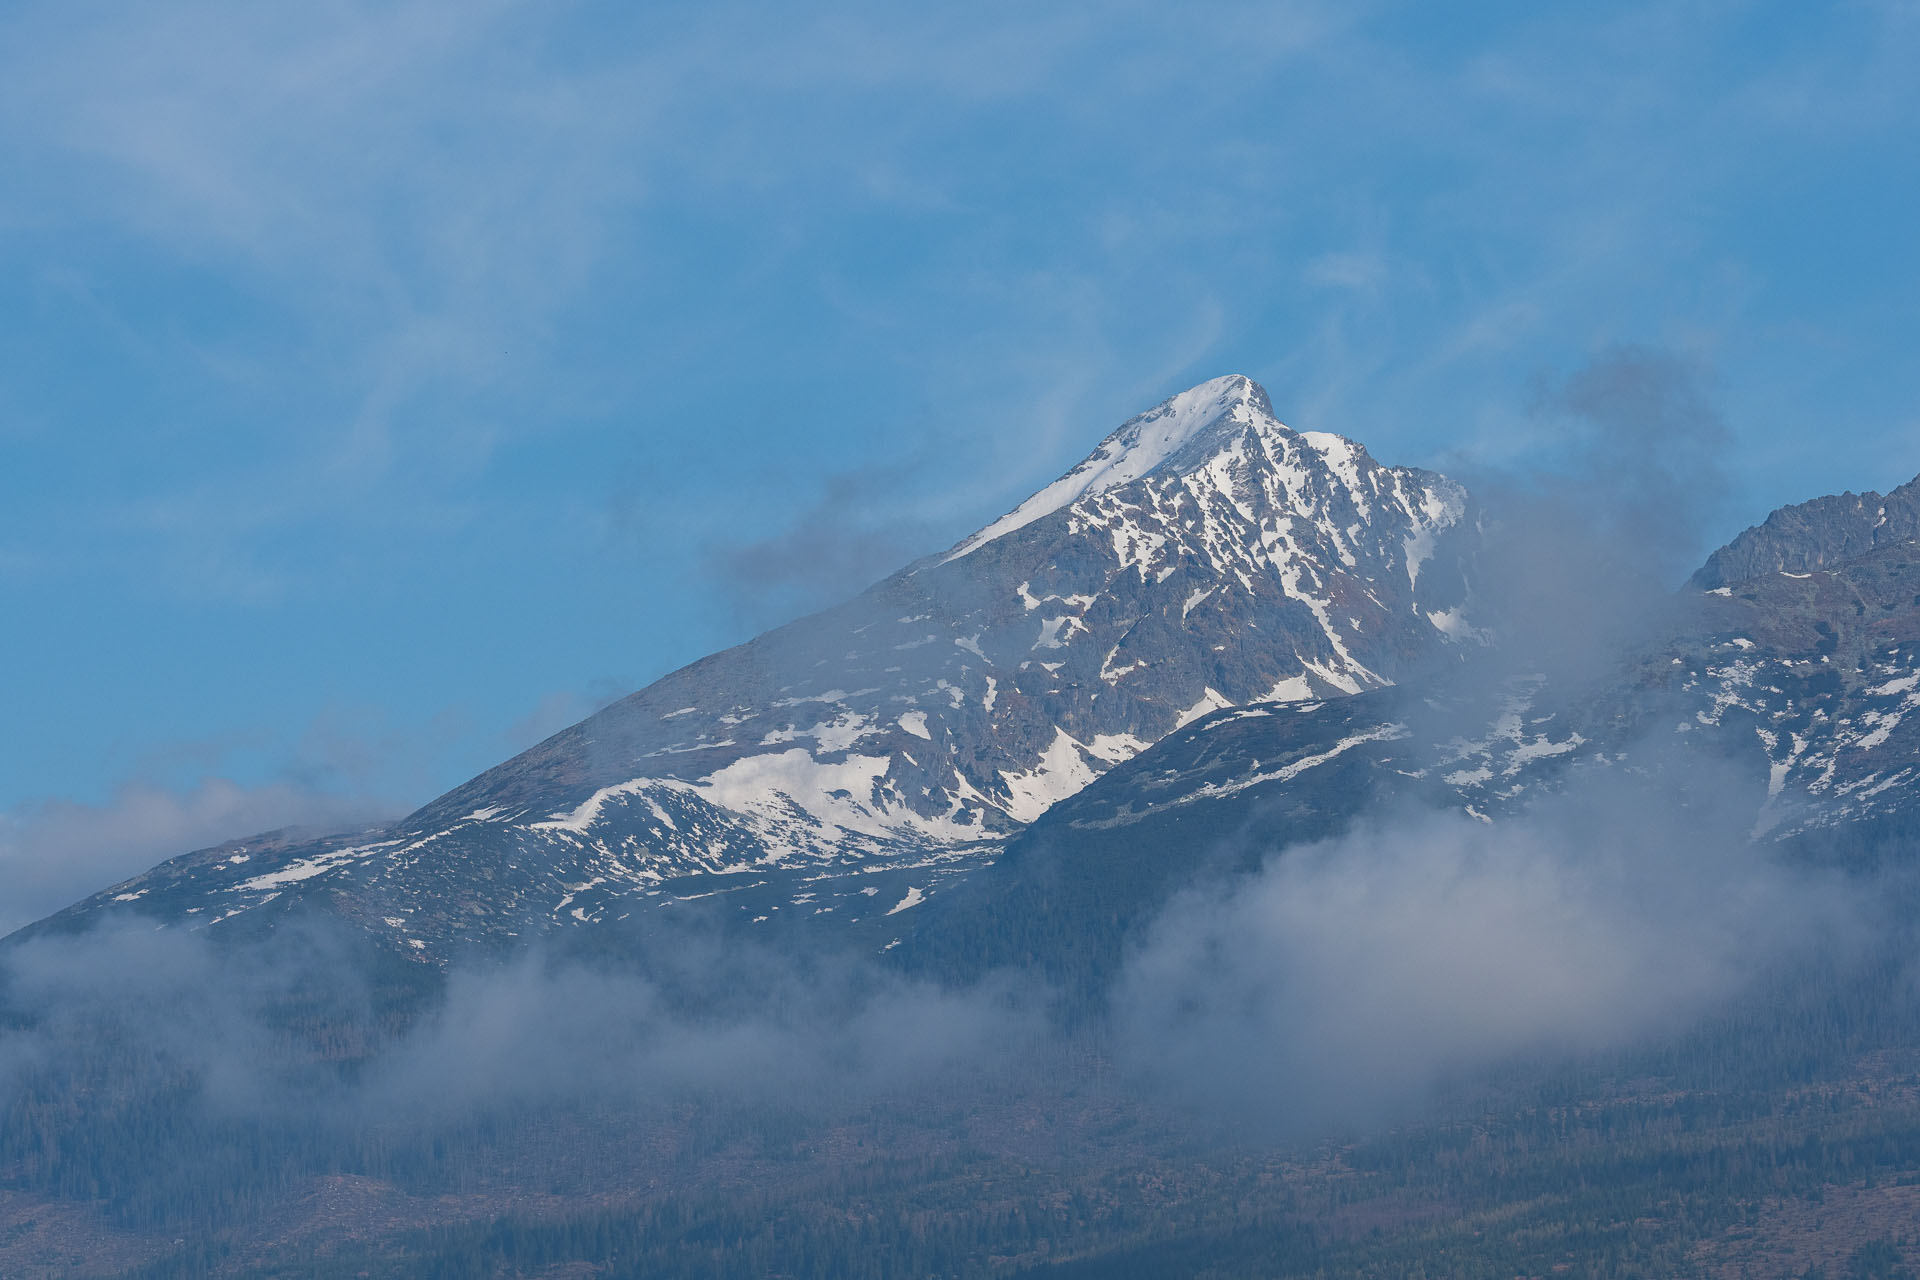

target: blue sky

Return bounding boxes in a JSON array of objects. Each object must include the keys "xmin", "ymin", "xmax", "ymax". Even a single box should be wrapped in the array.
[{"xmin": 4, "ymin": 0, "xmax": 1919, "ymax": 924}]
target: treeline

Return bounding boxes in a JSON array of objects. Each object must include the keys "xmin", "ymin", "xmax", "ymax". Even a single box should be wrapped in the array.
[{"xmin": 120, "ymin": 1096, "xmax": 1920, "ymax": 1278}]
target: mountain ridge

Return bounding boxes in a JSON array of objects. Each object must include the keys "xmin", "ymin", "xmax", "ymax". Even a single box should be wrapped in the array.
[
  {"xmin": 18, "ymin": 375, "xmax": 1475, "ymax": 958},
  {"xmin": 1691, "ymin": 473, "xmax": 1920, "ymax": 589},
  {"xmin": 900, "ymin": 527, "xmax": 1920, "ymax": 993},
  {"xmin": 24, "ymin": 376, "xmax": 1920, "ymax": 982}
]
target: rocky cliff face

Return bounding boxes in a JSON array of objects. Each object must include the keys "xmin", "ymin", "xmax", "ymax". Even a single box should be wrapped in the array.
[
  {"xmin": 30, "ymin": 375, "xmax": 1476, "ymax": 955},
  {"xmin": 1691, "ymin": 475, "xmax": 1920, "ymax": 589}
]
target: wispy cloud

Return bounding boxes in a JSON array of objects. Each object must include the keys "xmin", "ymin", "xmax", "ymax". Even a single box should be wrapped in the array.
[
  {"xmin": 0, "ymin": 778, "xmax": 385, "ymax": 937},
  {"xmin": 1303, "ymin": 250, "xmax": 1388, "ymax": 291},
  {"xmin": 699, "ymin": 455, "xmax": 949, "ymax": 628},
  {"xmin": 7, "ymin": 0, "xmax": 1909, "ymax": 578},
  {"xmin": 0, "ymin": 681, "xmax": 640, "ymax": 931}
]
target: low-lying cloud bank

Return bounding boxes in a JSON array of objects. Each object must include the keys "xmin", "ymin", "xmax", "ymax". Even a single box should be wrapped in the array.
[
  {"xmin": 364, "ymin": 953, "xmax": 1049, "ymax": 1120},
  {"xmin": 0, "ymin": 757, "xmax": 1880, "ymax": 1147},
  {"xmin": 0, "ymin": 918, "xmax": 1055, "ymax": 1134},
  {"xmin": 1113, "ymin": 760, "xmax": 1869, "ymax": 1133}
]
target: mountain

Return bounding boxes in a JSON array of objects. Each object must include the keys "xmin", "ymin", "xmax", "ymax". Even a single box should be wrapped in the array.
[
  {"xmin": 1691, "ymin": 472, "xmax": 1920, "ymax": 588},
  {"xmin": 20, "ymin": 375, "xmax": 1475, "ymax": 957},
  {"xmin": 13, "ymin": 379, "xmax": 1920, "ymax": 1280},
  {"xmin": 903, "ymin": 526, "xmax": 1920, "ymax": 992}
]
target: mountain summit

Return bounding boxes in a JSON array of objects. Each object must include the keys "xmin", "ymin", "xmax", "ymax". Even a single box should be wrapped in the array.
[
  {"xmin": 30, "ymin": 377, "xmax": 1476, "ymax": 955},
  {"xmin": 941, "ymin": 374, "xmax": 1278, "ymax": 563}
]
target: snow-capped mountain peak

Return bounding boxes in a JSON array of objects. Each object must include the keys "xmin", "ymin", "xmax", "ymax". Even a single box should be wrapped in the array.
[
  {"xmin": 41, "ymin": 375, "xmax": 1479, "ymax": 957},
  {"xmin": 940, "ymin": 374, "xmax": 1274, "ymax": 564}
]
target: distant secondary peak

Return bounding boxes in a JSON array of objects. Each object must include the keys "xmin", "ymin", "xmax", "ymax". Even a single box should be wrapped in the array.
[
  {"xmin": 940, "ymin": 374, "xmax": 1280, "ymax": 564},
  {"xmin": 1690, "ymin": 470, "xmax": 1920, "ymax": 590}
]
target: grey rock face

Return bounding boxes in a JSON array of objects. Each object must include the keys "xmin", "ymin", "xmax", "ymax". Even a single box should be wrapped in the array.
[
  {"xmin": 1690, "ymin": 473, "xmax": 1920, "ymax": 589},
  {"xmin": 27, "ymin": 375, "xmax": 1476, "ymax": 956}
]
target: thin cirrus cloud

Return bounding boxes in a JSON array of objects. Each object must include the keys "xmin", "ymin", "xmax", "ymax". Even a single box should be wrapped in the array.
[{"xmin": 4, "ymin": 1, "xmax": 1913, "ymax": 576}]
